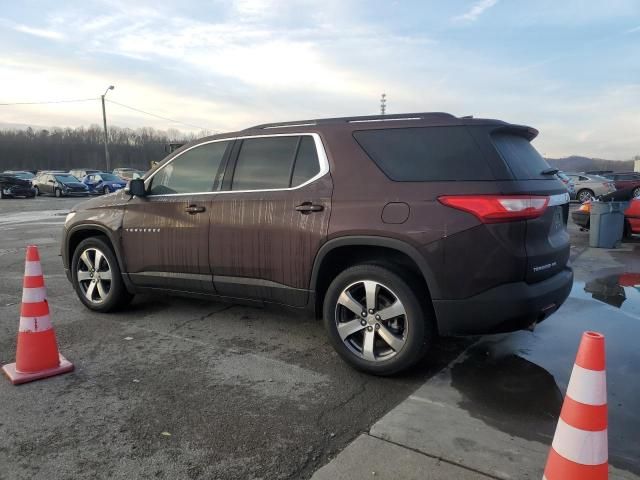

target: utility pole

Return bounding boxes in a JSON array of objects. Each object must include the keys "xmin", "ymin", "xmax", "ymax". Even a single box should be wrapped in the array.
[
  {"xmin": 101, "ymin": 85, "xmax": 115, "ymax": 172},
  {"xmin": 380, "ymin": 93, "xmax": 387, "ymax": 115}
]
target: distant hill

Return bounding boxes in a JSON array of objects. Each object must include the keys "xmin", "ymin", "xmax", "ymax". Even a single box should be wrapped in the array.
[{"xmin": 545, "ymin": 156, "xmax": 634, "ymax": 173}]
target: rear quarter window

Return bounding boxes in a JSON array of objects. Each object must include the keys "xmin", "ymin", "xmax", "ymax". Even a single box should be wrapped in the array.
[
  {"xmin": 353, "ymin": 126, "xmax": 493, "ymax": 181},
  {"xmin": 491, "ymin": 132, "xmax": 551, "ymax": 180}
]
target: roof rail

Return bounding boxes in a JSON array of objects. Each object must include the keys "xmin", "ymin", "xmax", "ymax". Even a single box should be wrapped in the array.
[{"xmin": 245, "ymin": 112, "xmax": 457, "ymax": 130}]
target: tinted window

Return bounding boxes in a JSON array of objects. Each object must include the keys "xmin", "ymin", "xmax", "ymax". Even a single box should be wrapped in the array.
[
  {"xmin": 100, "ymin": 173, "xmax": 119, "ymax": 181},
  {"xmin": 291, "ymin": 136, "xmax": 321, "ymax": 187},
  {"xmin": 353, "ymin": 127, "xmax": 492, "ymax": 181},
  {"xmin": 618, "ymin": 174, "xmax": 637, "ymax": 180},
  {"xmin": 232, "ymin": 137, "xmax": 299, "ymax": 190},
  {"xmin": 149, "ymin": 141, "xmax": 229, "ymax": 195},
  {"xmin": 491, "ymin": 133, "xmax": 550, "ymax": 180}
]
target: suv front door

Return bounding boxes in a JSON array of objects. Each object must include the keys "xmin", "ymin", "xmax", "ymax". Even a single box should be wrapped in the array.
[
  {"xmin": 121, "ymin": 140, "xmax": 231, "ymax": 292},
  {"xmin": 209, "ymin": 134, "xmax": 332, "ymax": 307}
]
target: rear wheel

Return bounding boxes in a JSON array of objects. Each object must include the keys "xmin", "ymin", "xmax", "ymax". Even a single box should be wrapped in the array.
[
  {"xmin": 323, "ymin": 264, "xmax": 432, "ymax": 376},
  {"xmin": 577, "ymin": 189, "xmax": 594, "ymax": 203},
  {"xmin": 71, "ymin": 236, "xmax": 133, "ymax": 312},
  {"xmin": 633, "ymin": 187, "xmax": 640, "ymax": 198}
]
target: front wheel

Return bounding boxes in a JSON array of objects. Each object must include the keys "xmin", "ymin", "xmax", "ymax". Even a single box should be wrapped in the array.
[
  {"xmin": 633, "ymin": 186, "xmax": 640, "ymax": 199},
  {"xmin": 103, "ymin": 186, "xmax": 110, "ymax": 195},
  {"xmin": 55, "ymin": 188, "xmax": 63, "ymax": 198},
  {"xmin": 323, "ymin": 264, "xmax": 433, "ymax": 376},
  {"xmin": 34, "ymin": 186, "xmax": 40, "ymax": 196},
  {"xmin": 71, "ymin": 236, "xmax": 133, "ymax": 312}
]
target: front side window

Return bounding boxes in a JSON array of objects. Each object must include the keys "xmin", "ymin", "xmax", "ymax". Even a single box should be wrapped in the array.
[
  {"xmin": 232, "ymin": 137, "xmax": 300, "ymax": 191},
  {"xmin": 148, "ymin": 141, "xmax": 230, "ymax": 195}
]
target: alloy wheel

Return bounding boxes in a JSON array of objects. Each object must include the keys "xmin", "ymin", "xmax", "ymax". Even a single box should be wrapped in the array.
[
  {"xmin": 334, "ymin": 280, "xmax": 408, "ymax": 362},
  {"xmin": 76, "ymin": 247, "xmax": 112, "ymax": 304}
]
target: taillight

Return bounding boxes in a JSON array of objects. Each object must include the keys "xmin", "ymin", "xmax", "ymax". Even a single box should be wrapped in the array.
[{"xmin": 438, "ymin": 195, "xmax": 549, "ymax": 223}]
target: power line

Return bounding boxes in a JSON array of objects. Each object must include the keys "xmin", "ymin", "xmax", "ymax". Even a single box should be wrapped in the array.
[
  {"xmin": 106, "ymin": 99, "xmax": 211, "ymax": 131},
  {"xmin": 0, "ymin": 97, "xmax": 99, "ymax": 106}
]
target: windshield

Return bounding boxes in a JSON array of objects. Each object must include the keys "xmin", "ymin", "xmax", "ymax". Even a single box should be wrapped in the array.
[
  {"xmin": 55, "ymin": 174, "xmax": 79, "ymax": 182},
  {"xmin": 100, "ymin": 173, "xmax": 120, "ymax": 181}
]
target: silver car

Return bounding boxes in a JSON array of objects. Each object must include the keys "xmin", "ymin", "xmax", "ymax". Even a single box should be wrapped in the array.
[{"xmin": 565, "ymin": 173, "xmax": 616, "ymax": 202}]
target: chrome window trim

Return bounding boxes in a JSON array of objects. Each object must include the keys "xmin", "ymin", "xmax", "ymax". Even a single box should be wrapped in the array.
[
  {"xmin": 144, "ymin": 133, "xmax": 329, "ymax": 197},
  {"xmin": 548, "ymin": 192, "xmax": 570, "ymax": 206}
]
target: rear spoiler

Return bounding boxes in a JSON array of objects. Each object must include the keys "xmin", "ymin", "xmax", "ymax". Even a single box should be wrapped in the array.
[{"xmin": 490, "ymin": 125, "xmax": 539, "ymax": 141}]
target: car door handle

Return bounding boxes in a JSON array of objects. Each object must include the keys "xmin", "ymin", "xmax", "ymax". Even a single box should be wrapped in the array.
[
  {"xmin": 185, "ymin": 205, "xmax": 206, "ymax": 214},
  {"xmin": 295, "ymin": 202, "xmax": 324, "ymax": 214}
]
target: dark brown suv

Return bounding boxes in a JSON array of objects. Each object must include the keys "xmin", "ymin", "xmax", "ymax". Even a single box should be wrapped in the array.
[{"xmin": 62, "ymin": 113, "xmax": 573, "ymax": 375}]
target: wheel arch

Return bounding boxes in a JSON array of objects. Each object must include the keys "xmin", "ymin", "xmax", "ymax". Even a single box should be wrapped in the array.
[
  {"xmin": 310, "ymin": 236, "xmax": 440, "ymax": 318},
  {"xmin": 65, "ymin": 225, "xmax": 132, "ymax": 291}
]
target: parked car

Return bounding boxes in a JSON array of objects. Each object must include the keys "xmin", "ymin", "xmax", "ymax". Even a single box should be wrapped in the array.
[
  {"xmin": 61, "ymin": 112, "xmax": 573, "ymax": 375},
  {"xmin": 571, "ymin": 197, "xmax": 640, "ymax": 236},
  {"xmin": 33, "ymin": 172, "xmax": 89, "ymax": 197},
  {"xmin": 565, "ymin": 173, "xmax": 616, "ymax": 202},
  {"xmin": 601, "ymin": 172, "xmax": 640, "ymax": 199},
  {"xmin": 112, "ymin": 168, "xmax": 146, "ymax": 181},
  {"xmin": 557, "ymin": 171, "xmax": 576, "ymax": 199},
  {"xmin": 0, "ymin": 173, "xmax": 36, "ymax": 198},
  {"xmin": 3, "ymin": 170, "xmax": 36, "ymax": 180},
  {"xmin": 82, "ymin": 172, "xmax": 127, "ymax": 195},
  {"xmin": 70, "ymin": 169, "xmax": 101, "ymax": 180}
]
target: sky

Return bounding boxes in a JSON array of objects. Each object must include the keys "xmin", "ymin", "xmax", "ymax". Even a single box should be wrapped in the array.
[{"xmin": 0, "ymin": 0, "xmax": 639, "ymax": 159}]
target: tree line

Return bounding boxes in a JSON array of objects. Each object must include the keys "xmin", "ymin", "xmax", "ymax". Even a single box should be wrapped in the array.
[{"xmin": 0, "ymin": 125, "xmax": 206, "ymax": 172}]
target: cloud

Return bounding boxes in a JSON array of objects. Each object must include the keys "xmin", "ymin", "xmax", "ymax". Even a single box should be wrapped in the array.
[
  {"xmin": 453, "ymin": 0, "xmax": 499, "ymax": 23},
  {"xmin": 13, "ymin": 24, "xmax": 64, "ymax": 40},
  {"xmin": 625, "ymin": 25, "xmax": 640, "ymax": 33}
]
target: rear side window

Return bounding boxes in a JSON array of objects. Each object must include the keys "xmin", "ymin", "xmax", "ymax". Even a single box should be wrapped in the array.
[
  {"xmin": 149, "ymin": 141, "xmax": 229, "ymax": 195},
  {"xmin": 291, "ymin": 136, "xmax": 320, "ymax": 187},
  {"xmin": 353, "ymin": 127, "xmax": 492, "ymax": 181},
  {"xmin": 232, "ymin": 137, "xmax": 299, "ymax": 190},
  {"xmin": 491, "ymin": 133, "xmax": 550, "ymax": 180}
]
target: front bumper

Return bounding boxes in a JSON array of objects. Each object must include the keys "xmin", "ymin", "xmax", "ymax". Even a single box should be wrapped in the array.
[{"xmin": 432, "ymin": 267, "xmax": 574, "ymax": 335}]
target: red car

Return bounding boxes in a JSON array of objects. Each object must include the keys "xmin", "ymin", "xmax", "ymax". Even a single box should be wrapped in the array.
[
  {"xmin": 602, "ymin": 172, "xmax": 640, "ymax": 199},
  {"xmin": 571, "ymin": 197, "xmax": 640, "ymax": 236}
]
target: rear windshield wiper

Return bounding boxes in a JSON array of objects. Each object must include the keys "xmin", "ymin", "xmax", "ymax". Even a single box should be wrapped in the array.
[{"xmin": 541, "ymin": 167, "xmax": 559, "ymax": 176}]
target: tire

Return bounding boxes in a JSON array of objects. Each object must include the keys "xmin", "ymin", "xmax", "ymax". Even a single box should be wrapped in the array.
[
  {"xmin": 103, "ymin": 186, "xmax": 110, "ymax": 195},
  {"xmin": 633, "ymin": 187, "xmax": 640, "ymax": 199},
  {"xmin": 323, "ymin": 264, "xmax": 433, "ymax": 376},
  {"xmin": 55, "ymin": 188, "xmax": 63, "ymax": 198},
  {"xmin": 34, "ymin": 186, "xmax": 40, "ymax": 196},
  {"xmin": 71, "ymin": 236, "xmax": 133, "ymax": 312},
  {"xmin": 577, "ymin": 189, "xmax": 594, "ymax": 203},
  {"xmin": 0, "ymin": 189, "xmax": 5, "ymax": 199}
]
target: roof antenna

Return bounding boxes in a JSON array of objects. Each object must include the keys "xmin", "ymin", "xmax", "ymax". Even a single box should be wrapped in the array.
[{"xmin": 380, "ymin": 93, "xmax": 387, "ymax": 115}]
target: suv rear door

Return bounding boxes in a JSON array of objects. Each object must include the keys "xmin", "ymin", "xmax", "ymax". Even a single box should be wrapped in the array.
[
  {"xmin": 490, "ymin": 130, "xmax": 570, "ymax": 283},
  {"xmin": 121, "ymin": 140, "xmax": 232, "ymax": 292},
  {"xmin": 209, "ymin": 134, "xmax": 332, "ymax": 307}
]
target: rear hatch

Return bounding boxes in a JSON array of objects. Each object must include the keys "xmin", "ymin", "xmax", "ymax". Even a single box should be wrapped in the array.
[{"xmin": 491, "ymin": 130, "xmax": 570, "ymax": 283}]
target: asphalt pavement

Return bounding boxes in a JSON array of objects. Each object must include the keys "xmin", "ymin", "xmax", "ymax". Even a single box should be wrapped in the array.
[
  {"xmin": 1, "ymin": 197, "xmax": 639, "ymax": 480},
  {"xmin": 0, "ymin": 197, "xmax": 469, "ymax": 480}
]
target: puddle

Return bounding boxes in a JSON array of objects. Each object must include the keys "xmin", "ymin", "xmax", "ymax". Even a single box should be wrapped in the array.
[
  {"xmin": 448, "ymin": 275, "xmax": 640, "ymax": 474},
  {"xmin": 571, "ymin": 273, "xmax": 640, "ymax": 318}
]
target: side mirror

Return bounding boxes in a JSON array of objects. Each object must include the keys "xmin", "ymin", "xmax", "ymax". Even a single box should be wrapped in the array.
[{"xmin": 127, "ymin": 178, "xmax": 147, "ymax": 197}]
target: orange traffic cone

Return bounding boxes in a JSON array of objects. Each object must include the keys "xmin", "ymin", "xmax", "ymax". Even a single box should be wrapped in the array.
[
  {"xmin": 543, "ymin": 331, "xmax": 607, "ymax": 479},
  {"xmin": 2, "ymin": 245, "xmax": 73, "ymax": 385}
]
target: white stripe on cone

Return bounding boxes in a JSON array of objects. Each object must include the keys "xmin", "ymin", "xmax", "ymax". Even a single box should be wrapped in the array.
[
  {"xmin": 19, "ymin": 315, "xmax": 53, "ymax": 333},
  {"xmin": 566, "ymin": 364, "xmax": 607, "ymax": 406},
  {"xmin": 21, "ymin": 286, "xmax": 47, "ymax": 303},
  {"xmin": 551, "ymin": 418, "xmax": 608, "ymax": 465},
  {"xmin": 24, "ymin": 260, "xmax": 43, "ymax": 277}
]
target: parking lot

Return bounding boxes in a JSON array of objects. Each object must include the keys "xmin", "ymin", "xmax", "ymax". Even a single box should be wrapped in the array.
[{"xmin": 1, "ymin": 197, "xmax": 639, "ymax": 479}]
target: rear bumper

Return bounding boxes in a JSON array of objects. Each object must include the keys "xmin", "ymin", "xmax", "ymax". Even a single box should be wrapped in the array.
[{"xmin": 432, "ymin": 267, "xmax": 573, "ymax": 335}]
